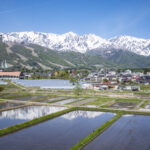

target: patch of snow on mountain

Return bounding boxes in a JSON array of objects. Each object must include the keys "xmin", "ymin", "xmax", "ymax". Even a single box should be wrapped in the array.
[{"xmin": 1, "ymin": 32, "xmax": 150, "ymax": 56}]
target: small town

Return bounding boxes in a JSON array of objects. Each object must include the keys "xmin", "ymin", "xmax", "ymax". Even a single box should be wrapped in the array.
[{"xmin": 1, "ymin": 61, "xmax": 150, "ymax": 92}]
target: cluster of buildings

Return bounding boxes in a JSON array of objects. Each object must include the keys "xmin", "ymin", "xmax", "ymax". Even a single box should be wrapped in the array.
[
  {"xmin": 82, "ymin": 69, "xmax": 150, "ymax": 91},
  {"xmin": 0, "ymin": 68, "xmax": 76, "ymax": 80},
  {"xmin": 0, "ymin": 63, "xmax": 150, "ymax": 92}
]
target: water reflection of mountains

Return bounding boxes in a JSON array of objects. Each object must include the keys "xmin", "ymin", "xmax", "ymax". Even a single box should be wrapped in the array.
[
  {"xmin": 62, "ymin": 111, "xmax": 115, "ymax": 120},
  {"xmin": 0, "ymin": 106, "xmax": 65, "ymax": 120}
]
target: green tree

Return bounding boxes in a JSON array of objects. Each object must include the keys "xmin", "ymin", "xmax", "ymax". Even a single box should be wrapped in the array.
[
  {"xmin": 74, "ymin": 82, "xmax": 82, "ymax": 96},
  {"xmin": 69, "ymin": 75, "xmax": 77, "ymax": 85},
  {"xmin": 103, "ymin": 78, "xmax": 108, "ymax": 82}
]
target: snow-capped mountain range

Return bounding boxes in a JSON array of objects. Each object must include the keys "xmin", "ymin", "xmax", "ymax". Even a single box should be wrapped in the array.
[{"xmin": 1, "ymin": 31, "xmax": 150, "ymax": 56}]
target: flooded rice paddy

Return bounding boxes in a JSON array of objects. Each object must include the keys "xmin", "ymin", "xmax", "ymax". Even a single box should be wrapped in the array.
[
  {"xmin": 14, "ymin": 95, "xmax": 46, "ymax": 101},
  {"xmin": 0, "ymin": 110, "xmax": 115, "ymax": 150},
  {"xmin": 145, "ymin": 102, "xmax": 150, "ymax": 109},
  {"xmin": 110, "ymin": 101, "xmax": 137, "ymax": 109},
  {"xmin": 0, "ymin": 93, "xmax": 17, "ymax": 98},
  {"xmin": 0, "ymin": 102, "xmax": 23, "ymax": 110},
  {"xmin": 41, "ymin": 96, "xmax": 67, "ymax": 103},
  {"xmin": 54, "ymin": 98, "xmax": 83, "ymax": 105},
  {"xmin": 0, "ymin": 105, "xmax": 65, "ymax": 129},
  {"xmin": 84, "ymin": 115, "xmax": 150, "ymax": 150},
  {"xmin": 140, "ymin": 102, "xmax": 150, "ymax": 111}
]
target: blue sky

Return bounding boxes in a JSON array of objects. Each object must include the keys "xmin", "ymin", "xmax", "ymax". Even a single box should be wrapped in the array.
[{"xmin": 0, "ymin": 0, "xmax": 150, "ymax": 38}]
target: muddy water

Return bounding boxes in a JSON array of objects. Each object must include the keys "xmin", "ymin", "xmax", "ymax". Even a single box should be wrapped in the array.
[
  {"xmin": 84, "ymin": 115, "xmax": 150, "ymax": 150},
  {"xmin": 0, "ymin": 105, "xmax": 65, "ymax": 129},
  {"xmin": 0, "ymin": 111, "xmax": 115, "ymax": 150}
]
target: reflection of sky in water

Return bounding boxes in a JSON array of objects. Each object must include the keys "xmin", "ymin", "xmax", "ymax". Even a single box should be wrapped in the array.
[
  {"xmin": 122, "ymin": 114, "xmax": 134, "ymax": 117},
  {"xmin": 0, "ymin": 110, "xmax": 116, "ymax": 150},
  {"xmin": 13, "ymin": 79, "xmax": 76, "ymax": 89},
  {"xmin": 0, "ymin": 80, "xmax": 8, "ymax": 85},
  {"xmin": 140, "ymin": 102, "xmax": 150, "ymax": 111},
  {"xmin": 145, "ymin": 103, "xmax": 150, "ymax": 109},
  {"xmin": 84, "ymin": 115, "xmax": 150, "ymax": 150},
  {"xmin": 0, "ymin": 102, "xmax": 22, "ymax": 109},
  {"xmin": 62, "ymin": 111, "xmax": 115, "ymax": 120},
  {"xmin": 0, "ymin": 106, "xmax": 66, "ymax": 120}
]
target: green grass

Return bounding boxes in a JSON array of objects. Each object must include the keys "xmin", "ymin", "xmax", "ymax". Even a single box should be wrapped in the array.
[
  {"xmin": 69, "ymin": 114, "xmax": 122, "ymax": 150},
  {"xmin": 134, "ymin": 91, "xmax": 150, "ymax": 95},
  {"xmin": 140, "ymin": 85, "xmax": 150, "ymax": 91},
  {"xmin": 140, "ymin": 100, "xmax": 150, "ymax": 108},
  {"xmin": 78, "ymin": 106, "xmax": 150, "ymax": 115},
  {"xmin": 10, "ymin": 81, "xmax": 25, "ymax": 89},
  {"xmin": 82, "ymin": 97, "xmax": 115, "ymax": 106},
  {"xmin": 1, "ymin": 92, "xmax": 33, "ymax": 99},
  {"xmin": 116, "ymin": 98, "xmax": 141, "ymax": 103},
  {"xmin": 0, "ymin": 107, "xmax": 76, "ymax": 137},
  {"xmin": 100, "ymin": 98, "xmax": 141, "ymax": 108}
]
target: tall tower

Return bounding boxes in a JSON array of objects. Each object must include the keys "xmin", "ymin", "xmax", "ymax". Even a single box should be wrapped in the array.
[
  {"xmin": 0, "ymin": 60, "xmax": 8, "ymax": 71},
  {"xmin": 0, "ymin": 35, "xmax": 2, "ymax": 42},
  {"xmin": 1, "ymin": 61, "xmax": 4, "ymax": 71}
]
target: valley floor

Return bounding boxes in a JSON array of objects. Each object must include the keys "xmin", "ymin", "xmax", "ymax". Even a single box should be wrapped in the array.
[{"xmin": 0, "ymin": 81, "xmax": 150, "ymax": 150}]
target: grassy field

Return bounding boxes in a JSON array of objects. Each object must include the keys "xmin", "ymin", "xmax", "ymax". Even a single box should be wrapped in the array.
[
  {"xmin": 140, "ymin": 84, "xmax": 150, "ymax": 91},
  {"xmin": 116, "ymin": 98, "xmax": 141, "ymax": 103},
  {"xmin": 82, "ymin": 96, "xmax": 115, "ymax": 106},
  {"xmin": 82, "ymin": 96, "xmax": 141, "ymax": 107}
]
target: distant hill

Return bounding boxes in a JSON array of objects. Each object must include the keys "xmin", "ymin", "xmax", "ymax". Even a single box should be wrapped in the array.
[
  {"xmin": 0, "ymin": 42, "xmax": 115, "ymax": 70},
  {"xmin": 0, "ymin": 42, "xmax": 150, "ymax": 70}
]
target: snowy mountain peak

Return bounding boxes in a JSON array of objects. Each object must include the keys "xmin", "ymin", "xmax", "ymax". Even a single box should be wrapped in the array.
[
  {"xmin": 1, "ymin": 31, "xmax": 150, "ymax": 56},
  {"xmin": 62, "ymin": 31, "xmax": 78, "ymax": 36},
  {"xmin": 109, "ymin": 35, "xmax": 150, "ymax": 56}
]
